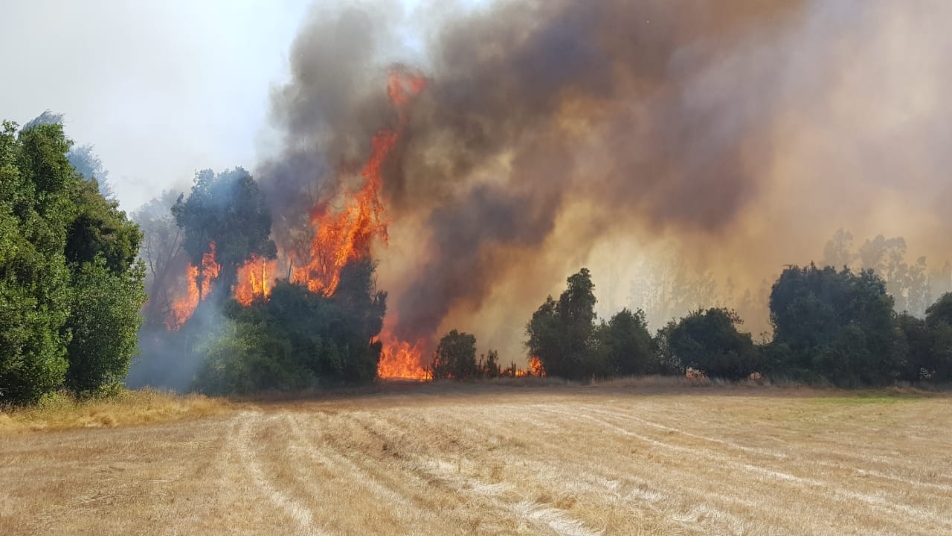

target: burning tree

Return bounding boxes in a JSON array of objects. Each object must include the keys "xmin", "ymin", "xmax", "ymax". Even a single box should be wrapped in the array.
[{"xmin": 172, "ymin": 168, "xmax": 276, "ymax": 303}]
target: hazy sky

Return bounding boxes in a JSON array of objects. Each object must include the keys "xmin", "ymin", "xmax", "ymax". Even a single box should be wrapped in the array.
[{"xmin": 1, "ymin": 0, "xmax": 323, "ymax": 209}]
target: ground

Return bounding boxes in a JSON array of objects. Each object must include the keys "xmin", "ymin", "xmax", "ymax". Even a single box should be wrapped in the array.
[{"xmin": 1, "ymin": 382, "xmax": 950, "ymax": 535}]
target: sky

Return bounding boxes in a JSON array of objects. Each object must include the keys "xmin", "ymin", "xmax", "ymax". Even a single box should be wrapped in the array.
[{"xmin": 1, "ymin": 0, "xmax": 320, "ymax": 210}]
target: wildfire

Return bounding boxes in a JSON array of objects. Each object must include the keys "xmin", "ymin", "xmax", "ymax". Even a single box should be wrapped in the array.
[
  {"xmin": 167, "ymin": 70, "xmax": 433, "ymax": 382},
  {"xmin": 529, "ymin": 355, "xmax": 546, "ymax": 377},
  {"xmin": 167, "ymin": 242, "xmax": 220, "ymax": 330},
  {"xmin": 377, "ymin": 334, "xmax": 428, "ymax": 380},
  {"xmin": 234, "ymin": 255, "xmax": 278, "ymax": 306},
  {"xmin": 290, "ymin": 69, "xmax": 426, "ymax": 296}
]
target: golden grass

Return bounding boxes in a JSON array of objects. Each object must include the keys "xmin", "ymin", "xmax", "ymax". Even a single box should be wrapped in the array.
[
  {"xmin": 2, "ymin": 384, "xmax": 950, "ymax": 535},
  {"xmin": 0, "ymin": 388, "xmax": 230, "ymax": 434}
]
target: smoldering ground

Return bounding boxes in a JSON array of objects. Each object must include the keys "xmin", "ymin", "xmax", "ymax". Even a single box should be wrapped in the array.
[{"xmin": 255, "ymin": 0, "xmax": 952, "ymax": 359}]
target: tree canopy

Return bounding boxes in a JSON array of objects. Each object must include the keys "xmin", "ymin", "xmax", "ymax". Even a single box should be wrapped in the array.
[
  {"xmin": 667, "ymin": 308, "xmax": 758, "ymax": 380},
  {"xmin": 0, "ymin": 119, "xmax": 145, "ymax": 403},
  {"xmin": 432, "ymin": 330, "xmax": 479, "ymax": 380},
  {"xmin": 767, "ymin": 264, "xmax": 899, "ymax": 386}
]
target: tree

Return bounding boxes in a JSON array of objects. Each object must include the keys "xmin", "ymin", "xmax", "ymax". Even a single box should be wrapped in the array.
[
  {"xmin": 667, "ymin": 308, "xmax": 758, "ymax": 380},
  {"xmin": 526, "ymin": 268, "xmax": 601, "ymax": 380},
  {"xmin": 0, "ymin": 119, "xmax": 146, "ymax": 402},
  {"xmin": 767, "ymin": 264, "xmax": 900, "ymax": 385},
  {"xmin": 432, "ymin": 330, "xmax": 479, "ymax": 379},
  {"xmin": 0, "ymin": 121, "xmax": 74, "ymax": 403},
  {"xmin": 133, "ymin": 190, "xmax": 188, "ymax": 327},
  {"xmin": 65, "ymin": 258, "xmax": 146, "ymax": 394},
  {"xmin": 67, "ymin": 144, "xmax": 114, "ymax": 200},
  {"xmin": 194, "ymin": 259, "xmax": 387, "ymax": 394},
  {"xmin": 62, "ymin": 176, "xmax": 145, "ymax": 396},
  {"xmin": 595, "ymin": 308, "xmax": 653, "ymax": 376},
  {"xmin": 172, "ymin": 168, "xmax": 276, "ymax": 298},
  {"xmin": 922, "ymin": 293, "xmax": 952, "ymax": 381}
]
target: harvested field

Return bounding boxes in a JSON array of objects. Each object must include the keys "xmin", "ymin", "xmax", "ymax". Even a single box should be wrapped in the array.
[{"xmin": 1, "ymin": 383, "xmax": 950, "ymax": 535}]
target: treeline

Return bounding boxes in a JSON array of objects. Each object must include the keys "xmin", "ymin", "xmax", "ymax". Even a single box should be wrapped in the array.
[
  {"xmin": 437, "ymin": 265, "xmax": 952, "ymax": 386},
  {"xmin": 484, "ymin": 265, "xmax": 952, "ymax": 386},
  {"xmin": 0, "ymin": 119, "xmax": 145, "ymax": 404}
]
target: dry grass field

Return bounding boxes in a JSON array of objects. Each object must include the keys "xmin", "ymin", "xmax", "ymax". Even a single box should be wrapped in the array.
[{"xmin": 1, "ymin": 381, "xmax": 950, "ymax": 535}]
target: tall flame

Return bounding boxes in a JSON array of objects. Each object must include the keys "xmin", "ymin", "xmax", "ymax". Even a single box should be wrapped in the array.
[
  {"xmin": 167, "ymin": 242, "xmax": 220, "ymax": 330},
  {"xmin": 188, "ymin": 70, "xmax": 431, "ymax": 380},
  {"xmin": 234, "ymin": 255, "xmax": 278, "ymax": 306},
  {"xmin": 289, "ymin": 69, "xmax": 425, "ymax": 297}
]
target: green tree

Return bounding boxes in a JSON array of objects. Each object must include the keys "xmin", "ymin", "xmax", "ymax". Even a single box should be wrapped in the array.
[
  {"xmin": 0, "ymin": 118, "xmax": 146, "ymax": 402},
  {"xmin": 922, "ymin": 293, "xmax": 952, "ymax": 381},
  {"xmin": 432, "ymin": 330, "xmax": 479, "ymax": 379},
  {"xmin": 65, "ymin": 258, "xmax": 146, "ymax": 394},
  {"xmin": 667, "ymin": 308, "xmax": 758, "ymax": 380},
  {"xmin": 172, "ymin": 168, "xmax": 276, "ymax": 298},
  {"xmin": 596, "ymin": 308, "xmax": 653, "ymax": 376},
  {"xmin": 767, "ymin": 264, "xmax": 899, "ymax": 385},
  {"xmin": 0, "ymin": 121, "xmax": 74, "ymax": 403},
  {"xmin": 526, "ymin": 268, "xmax": 601, "ymax": 380}
]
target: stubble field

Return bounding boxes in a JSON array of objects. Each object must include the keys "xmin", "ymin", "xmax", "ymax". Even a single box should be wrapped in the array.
[{"xmin": 1, "ymin": 382, "xmax": 950, "ymax": 535}]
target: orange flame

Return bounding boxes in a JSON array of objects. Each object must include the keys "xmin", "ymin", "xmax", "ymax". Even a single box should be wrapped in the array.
[
  {"xmin": 167, "ymin": 242, "xmax": 220, "ymax": 330},
  {"xmin": 377, "ymin": 333, "xmax": 428, "ymax": 380},
  {"xmin": 222, "ymin": 70, "xmax": 431, "ymax": 381},
  {"xmin": 234, "ymin": 255, "xmax": 278, "ymax": 306},
  {"xmin": 290, "ymin": 69, "xmax": 426, "ymax": 297},
  {"xmin": 529, "ymin": 355, "xmax": 546, "ymax": 377}
]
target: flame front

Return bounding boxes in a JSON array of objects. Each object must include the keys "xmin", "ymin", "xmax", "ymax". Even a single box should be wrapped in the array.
[
  {"xmin": 290, "ymin": 69, "xmax": 425, "ymax": 296},
  {"xmin": 377, "ymin": 333, "xmax": 428, "ymax": 380},
  {"xmin": 234, "ymin": 255, "xmax": 278, "ymax": 306},
  {"xmin": 168, "ymin": 242, "xmax": 220, "ymax": 330}
]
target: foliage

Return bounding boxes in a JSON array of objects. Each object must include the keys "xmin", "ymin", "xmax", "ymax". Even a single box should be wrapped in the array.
[
  {"xmin": 918, "ymin": 293, "xmax": 952, "ymax": 381},
  {"xmin": 666, "ymin": 308, "xmax": 758, "ymax": 380},
  {"xmin": 194, "ymin": 260, "xmax": 386, "ymax": 394},
  {"xmin": 0, "ymin": 119, "xmax": 145, "ymax": 404},
  {"xmin": 767, "ymin": 264, "xmax": 899, "ymax": 386},
  {"xmin": 0, "ymin": 121, "xmax": 73, "ymax": 403},
  {"xmin": 67, "ymin": 144, "xmax": 114, "ymax": 200},
  {"xmin": 65, "ymin": 258, "xmax": 146, "ymax": 395},
  {"xmin": 172, "ymin": 168, "xmax": 276, "ymax": 293},
  {"xmin": 526, "ymin": 268, "xmax": 601, "ymax": 380},
  {"xmin": 432, "ymin": 330, "xmax": 479, "ymax": 380},
  {"xmin": 595, "ymin": 308, "xmax": 654, "ymax": 376}
]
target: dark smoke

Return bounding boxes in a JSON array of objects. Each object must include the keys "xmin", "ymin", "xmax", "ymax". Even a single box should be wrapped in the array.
[{"xmin": 260, "ymin": 0, "xmax": 952, "ymax": 355}]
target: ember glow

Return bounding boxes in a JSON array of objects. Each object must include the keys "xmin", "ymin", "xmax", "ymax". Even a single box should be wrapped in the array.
[{"xmin": 167, "ymin": 242, "xmax": 220, "ymax": 331}]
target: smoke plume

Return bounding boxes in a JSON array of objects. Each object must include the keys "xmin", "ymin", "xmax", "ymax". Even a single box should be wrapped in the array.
[{"xmin": 259, "ymin": 0, "xmax": 952, "ymax": 358}]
